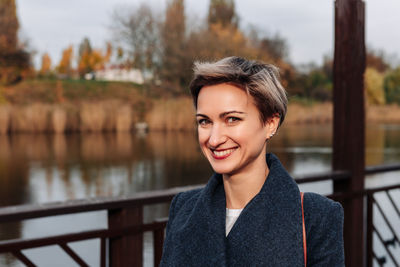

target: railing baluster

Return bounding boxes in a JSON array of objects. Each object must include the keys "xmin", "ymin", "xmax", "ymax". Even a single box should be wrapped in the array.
[
  {"xmin": 367, "ymin": 194, "xmax": 374, "ymax": 267},
  {"xmin": 373, "ymin": 197, "xmax": 400, "ymax": 246},
  {"xmin": 12, "ymin": 250, "xmax": 37, "ymax": 267},
  {"xmin": 386, "ymin": 191, "xmax": 400, "ymax": 219},
  {"xmin": 59, "ymin": 243, "xmax": 89, "ymax": 267},
  {"xmin": 373, "ymin": 226, "xmax": 400, "ymax": 267},
  {"xmin": 373, "ymin": 251, "xmax": 386, "ymax": 267},
  {"xmin": 100, "ymin": 237, "xmax": 106, "ymax": 267}
]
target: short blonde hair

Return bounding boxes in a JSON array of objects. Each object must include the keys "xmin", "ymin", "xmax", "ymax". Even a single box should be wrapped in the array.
[{"xmin": 189, "ymin": 56, "xmax": 288, "ymax": 126}]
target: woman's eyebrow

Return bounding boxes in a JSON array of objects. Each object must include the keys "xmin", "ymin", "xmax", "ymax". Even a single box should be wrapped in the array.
[
  {"xmin": 219, "ymin": 111, "xmax": 246, "ymax": 118},
  {"xmin": 196, "ymin": 113, "xmax": 209, "ymax": 118},
  {"xmin": 196, "ymin": 111, "xmax": 246, "ymax": 118}
]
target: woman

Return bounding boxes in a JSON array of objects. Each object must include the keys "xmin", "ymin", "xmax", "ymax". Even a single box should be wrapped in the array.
[{"xmin": 160, "ymin": 57, "xmax": 344, "ymax": 266}]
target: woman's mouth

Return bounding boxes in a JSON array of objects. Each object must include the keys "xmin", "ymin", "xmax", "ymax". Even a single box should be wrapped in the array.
[{"xmin": 211, "ymin": 148, "xmax": 237, "ymax": 159}]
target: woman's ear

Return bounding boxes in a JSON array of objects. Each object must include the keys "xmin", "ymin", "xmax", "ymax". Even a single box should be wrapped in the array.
[{"xmin": 265, "ymin": 114, "xmax": 280, "ymax": 139}]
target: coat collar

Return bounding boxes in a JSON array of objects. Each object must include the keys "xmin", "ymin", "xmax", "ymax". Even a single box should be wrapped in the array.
[{"xmin": 174, "ymin": 153, "xmax": 304, "ymax": 266}]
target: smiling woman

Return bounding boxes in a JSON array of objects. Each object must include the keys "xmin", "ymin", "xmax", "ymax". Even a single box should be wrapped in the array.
[{"xmin": 160, "ymin": 57, "xmax": 345, "ymax": 266}]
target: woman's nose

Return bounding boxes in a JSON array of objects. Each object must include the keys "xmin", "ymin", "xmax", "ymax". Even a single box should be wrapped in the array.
[{"xmin": 208, "ymin": 125, "xmax": 227, "ymax": 147}]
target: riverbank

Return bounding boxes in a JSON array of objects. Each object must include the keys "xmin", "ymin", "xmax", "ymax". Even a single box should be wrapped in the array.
[
  {"xmin": 1, "ymin": 79, "xmax": 399, "ymax": 133},
  {"xmin": 2, "ymin": 99, "xmax": 400, "ymax": 134}
]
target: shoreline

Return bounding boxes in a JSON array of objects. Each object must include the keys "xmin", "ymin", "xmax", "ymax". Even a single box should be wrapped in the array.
[{"xmin": 1, "ymin": 100, "xmax": 400, "ymax": 134}]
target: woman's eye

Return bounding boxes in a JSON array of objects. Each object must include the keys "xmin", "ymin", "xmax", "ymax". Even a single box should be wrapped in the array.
[
  {"xmin": 198, "ymin": 119, "xmax": 210, "ymax": 126},
  {"xmin": 227, "ymin": 117, "xmax": 240, "ymax": 124}
]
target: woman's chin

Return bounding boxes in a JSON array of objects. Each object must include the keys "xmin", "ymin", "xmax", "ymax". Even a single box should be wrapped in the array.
[{"xmin": 209, "ymin": 164, "xmax": 235, "ymax": 176}]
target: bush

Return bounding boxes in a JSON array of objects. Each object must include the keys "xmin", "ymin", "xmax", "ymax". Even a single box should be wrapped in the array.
[{"xmin": 384, "ymin": 67, "xmax": 400, "ymax": 105}]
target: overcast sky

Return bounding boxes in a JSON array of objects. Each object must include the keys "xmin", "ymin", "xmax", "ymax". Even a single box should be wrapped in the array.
[{"xmin": 16, "ymin": 0, "xmax": 400, "ymax": 68}]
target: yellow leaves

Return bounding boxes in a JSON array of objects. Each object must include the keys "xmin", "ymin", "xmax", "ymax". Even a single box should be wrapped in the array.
[
  {"xmin": 77, "ymin": 43, "xmax": 112, "ymax": 77},
  {"xmin": 39, "ymin": 52, "xmax": 51, "ymax": 76},
  {"xmin": 365, "ymin": 67, "xmax": 385, "ymax": 105},
  {"xmin": 57, "ymin": 45, "xmax": 74, "ymax": 75}
]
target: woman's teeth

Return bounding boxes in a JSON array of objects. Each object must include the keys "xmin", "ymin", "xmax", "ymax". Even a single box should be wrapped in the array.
[{"xmin": 213, "ymin": 148, "xmax": 235, "ymax": 157}]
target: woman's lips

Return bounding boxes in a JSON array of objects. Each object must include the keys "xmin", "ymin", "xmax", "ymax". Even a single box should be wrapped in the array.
[{"xmin": 211, "ymin": 148, "xmax": 237, "ymax": 159}]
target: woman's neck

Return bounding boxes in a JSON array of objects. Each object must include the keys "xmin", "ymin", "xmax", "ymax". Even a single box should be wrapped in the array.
[{"xmin": 223, "ymin": 157, "xmax": 269, "ymax": 209}]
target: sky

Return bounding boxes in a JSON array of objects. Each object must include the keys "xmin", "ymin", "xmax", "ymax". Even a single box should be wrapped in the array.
[{"xmin": 15, "ymin": 0, "xmax": 400, "ymax": 69}]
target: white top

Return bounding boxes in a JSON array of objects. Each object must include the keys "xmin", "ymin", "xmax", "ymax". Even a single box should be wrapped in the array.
[{"xmin": 225, "ymin": 208, "xmax": 243, "ymax": 236}]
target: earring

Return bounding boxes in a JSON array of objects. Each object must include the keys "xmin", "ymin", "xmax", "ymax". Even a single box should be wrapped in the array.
[{"xmin": 270, "ymin": 132, "xmax": 275, "ymax": 138}]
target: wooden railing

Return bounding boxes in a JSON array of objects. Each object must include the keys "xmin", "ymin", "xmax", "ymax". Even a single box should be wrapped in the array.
[{"xmin": 0, "ymin": 165, "xmax": 399, "ymax": 266}]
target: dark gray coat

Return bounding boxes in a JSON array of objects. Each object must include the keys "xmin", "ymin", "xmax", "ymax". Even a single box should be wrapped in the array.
[{"xmin": 160, "ymin": 154, "xmax": 345, "ymax": 266}]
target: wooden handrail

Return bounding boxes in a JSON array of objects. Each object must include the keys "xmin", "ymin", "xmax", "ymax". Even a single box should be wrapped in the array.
[{"xmin": 0, "ymin": 163, "xmax": 399, "ymax": 223}]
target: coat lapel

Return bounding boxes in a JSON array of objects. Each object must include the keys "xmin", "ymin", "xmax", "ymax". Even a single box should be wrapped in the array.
[
  {"xmin": 226, "ymin": 154, "xmax": 304, "ymax": 266},
  {"xmin": 172, "ymin": 173, "xmax": 227, "ymax": 266}
]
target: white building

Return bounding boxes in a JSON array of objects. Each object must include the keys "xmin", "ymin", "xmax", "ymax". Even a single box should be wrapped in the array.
[{"xmin": 88, "ymin": 66, "xmax": 144, "ymax": 84}]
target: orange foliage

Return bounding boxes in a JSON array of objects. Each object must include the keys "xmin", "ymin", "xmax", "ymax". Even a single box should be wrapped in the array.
[
  {"xmin": 57, "ymin": 45, "xmax": 74, "ymax": 76},
  {"xmin": 77, "ymin": 44, "xmax": 112, "ymax": 77},
  {"xmin": 39, "ymin": 52, "xmax": 52, "ymax": 76}
]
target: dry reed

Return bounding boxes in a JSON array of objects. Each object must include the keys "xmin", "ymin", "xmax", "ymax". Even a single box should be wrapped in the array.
[
  {"xmin": 51, "ymin": 106, "xmax": 67, "ymax": 133},
  {"xmin": 366, "ymin": 104, "xmax": 400, "ymax": 123},
  {"xmin": 102, "ymin": 100, "xmax": 133, "ymax": 132},
  {"xmin": 285, "ymin": 103, "xmax": 333, "ymax": 124},
  {"xmin": 3, "ymin": 100, "xmax": 400, "ymax": 133},
  {"xmin": 115, "ymin": 104, "xmax": 132, "ymax": 132},
  {"xmin": 146, "ymin": 97, "xmax": 195, "ymax": 131},
  {"xmin": 0, "ymin": 105, "xmax": 10, "ymax": 134},
  {"xmin": 80, "ymin": 102, "xmax": 106, "ymax": 132},
  {"xmin": 64, "ymin": 104, "xmax": 80, "ymax": 132},
  {"xmin": 10, "ymin": 104, "xmax": 51, "ymax": 133}
]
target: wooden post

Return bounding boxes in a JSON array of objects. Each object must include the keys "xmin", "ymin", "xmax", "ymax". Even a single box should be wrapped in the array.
[
  {"xmin": 108, "ymin": 206, "xmax": 143, "ymax": 267},
  {"xmin": 333, "ymin": 0, "xmax": 366, "ymax": 266}
]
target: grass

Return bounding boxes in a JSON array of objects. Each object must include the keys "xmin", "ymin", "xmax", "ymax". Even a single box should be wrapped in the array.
[{"xmin": 3, "ymin": 78, "xmax": 144, "ymax": 104}]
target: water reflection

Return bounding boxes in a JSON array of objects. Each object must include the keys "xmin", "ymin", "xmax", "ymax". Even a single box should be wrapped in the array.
[
  {"xmin": 0, "ymin": 124, "xmax": 400, "ymax": 266},
  {"xmin": 1, "ymin": 124, "xmax": 400, "ymax": 207}
]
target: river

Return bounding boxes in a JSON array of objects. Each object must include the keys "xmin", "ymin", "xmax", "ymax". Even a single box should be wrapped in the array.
[{"xmin": 0, "ymin": 123, "xmax": 399, "ymax": 266}]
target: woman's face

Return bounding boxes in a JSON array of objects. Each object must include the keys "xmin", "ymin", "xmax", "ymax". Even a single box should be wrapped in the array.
[{"xmin": 196, "ymin": 83, "xmax": 277, "ymax": 176}]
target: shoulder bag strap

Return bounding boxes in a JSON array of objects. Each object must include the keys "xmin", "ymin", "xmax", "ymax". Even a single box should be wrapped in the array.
[{"xmin": 301, "ymin": 192, "xmax": 307, "ymax": 267}]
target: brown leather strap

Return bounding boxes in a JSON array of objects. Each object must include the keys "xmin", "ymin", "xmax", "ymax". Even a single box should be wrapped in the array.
[{"xmin": 301, "ymin": 192, "xmax": 307, "ymax": 267}]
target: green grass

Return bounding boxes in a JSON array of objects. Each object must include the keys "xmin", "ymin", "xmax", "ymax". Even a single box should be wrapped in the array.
[
  {"xmin": 288, "ymin": 95, "xmax": 321, "ymax": 106},
  {"xmin": 4, "ymin": 78, "xmax": 144, "ymax": 104}
]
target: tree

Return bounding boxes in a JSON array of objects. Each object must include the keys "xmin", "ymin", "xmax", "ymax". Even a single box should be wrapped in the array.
[
  {"xmin": 288, "ymin": 59, "xmax": 333, "ymax": 101},
  {"xmin": 0, "ymin": 0, "xmax": 31, "ymax": 84},
  {"xmin": 39, "ymin": 52, "xmax": 52, "ymax": 77},
  {"xmin": 258, "ymin": 34, "xmax": 288, "ymax": 62},
  {"xmin": 160, "ymin": 0, "xmax": 189, "ymax": 92},
  {"xmin": 384, "ymin": 67, "xmax": 400, "ymax": 105},
  {"xmin": 111, "ymin": 4, "xmax": 161, "ymax": 81},
  {"xmin": 364, "ymin": 67, "xmax": 385, "ymax": 105},
  {"xmin": 367, "ymin": 48, "xmax": 390, "ymax": 73},
  {"xmin": 79, "ymin": 37, "xmax": 92, "ymax": 60},
  {"xmin": 0, "ymin": 0, "xmax": 18, "ymax": 50},
  {"xmin": 77, "ymin": 37, "xmax": 111, "ymax": 77},
  {"xmin": 56, "ymin": 45, "xmax": 74, "ymax": 77},
  {"xmin": 208, "ymin": 0, "xmax": 238, "ymax": 28}
]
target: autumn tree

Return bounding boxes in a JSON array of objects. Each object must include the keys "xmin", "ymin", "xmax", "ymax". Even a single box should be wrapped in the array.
[
  {"xmin": 111, "ymin": 4, "xmax": 161, "ymax": 81},
  {"xmin": 288, "ymin": 57, "xmax": 333, "ymax": 101},
  {"xmin": 384, "ymin": 67, "xmax": 400, "ymax": 104},
  {"xmin": 56, "ymin": 45, "xmax": 74, "ymax": 77},
  {"xmin": 0, "ymin": 0, "xmax": 18, "ymax": 49},
  {"xmin": 76, "ymin": 37, "xmax": 111, "ymax": 77},
  {"xmin": 364, "ymin": 67, "xmax": 385, "ymax": 105},
  {"xmin": 208, "ymin": 0, "xmax": 238, "ymax": 28},
  {"xmin": 39, "ymin": 52, "xmax": 52, "ymax": 77},
  {"xmin": 0, "ymin": 0, "xmax": 31, "ymax": 84},
  {"xmin": 160, "ymin": 0, "xmax": 190, "ymax": 92},
  {"xmin": 367, "ymin": 48, "xmax": 390, "ymax": 73}
]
